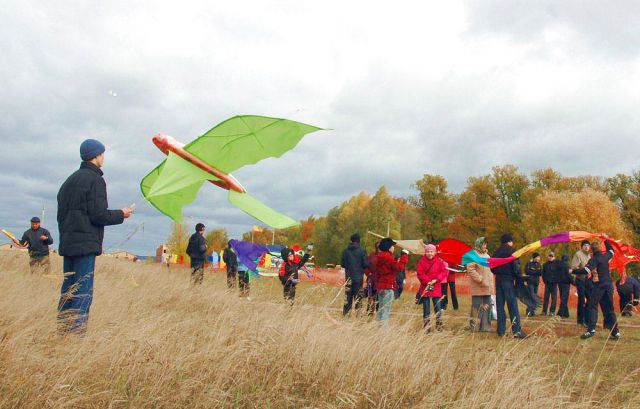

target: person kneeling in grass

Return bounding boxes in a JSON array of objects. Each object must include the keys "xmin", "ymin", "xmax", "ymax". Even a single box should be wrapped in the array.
[{"xmin": 279, "ymin": 245, "xmax": 312, "ymax": 302}]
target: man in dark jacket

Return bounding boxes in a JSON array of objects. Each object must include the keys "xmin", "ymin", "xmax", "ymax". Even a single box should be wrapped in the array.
[
  {"xmin": 222, "ymin": 241, "xmax": 238, "ymax": 288},
  {"xmin": 574, "ymin": 239, "xmax": 620, "ymax": 340},
  {"xmin": 14, "ymin": 216, "xmax": 53, "ymax": 274},
  {"xmin": 186, "ymin": 223, "xmax": 207, "ymax": 285},
  {"xmin": 523, "ymin": 252, "xmax": 542, "ymax": 316},
  {"xmin": 616, "ymin": 276, "xmax": 640, "ymax": 316},
  {"xmin": 341, "ymin": 233, "xmax": 369, "ymax": 315},
  {"xmin": 57, "ymin": 139, "xmax": 133, "ymax": 334},
  {"xmin": 556, "ymin": 255, "xmax": 574, "ymax": 318},
  {"xmin": 490, "ymin": 234, "xmax": 526, "ymax": 338},
  {"xmin": 541, "ymin": 252, "xmax": 559, "ymax": 316}
]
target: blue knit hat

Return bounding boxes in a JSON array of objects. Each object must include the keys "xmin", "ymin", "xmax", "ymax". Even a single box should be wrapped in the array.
[{"xmin": 80, "ymin": 139, "xmax": 106, "ymax": 161}]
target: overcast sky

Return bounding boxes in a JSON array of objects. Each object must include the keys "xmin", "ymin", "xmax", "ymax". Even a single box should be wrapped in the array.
[{"xmin": 1, "ymin": 1, "xmax": 639, "ymax": 255}]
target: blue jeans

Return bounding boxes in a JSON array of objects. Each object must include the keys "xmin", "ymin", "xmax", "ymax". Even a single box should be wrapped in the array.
[
  {"xmin": 495, "ymin": 279, "xmax": 522, "ymax": 336},
  {"xmin": 376, "ymin": 289, "xmax": 394, "ymax": 322},
  {"xmin": 57, "ymin": 255, "xmax": 96, "ymax": 334}
]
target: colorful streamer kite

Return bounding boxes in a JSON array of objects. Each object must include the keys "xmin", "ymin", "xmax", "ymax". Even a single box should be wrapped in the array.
[{"xmin": 436, "ymin": 231, "xmax": 640, "ymax": 276}]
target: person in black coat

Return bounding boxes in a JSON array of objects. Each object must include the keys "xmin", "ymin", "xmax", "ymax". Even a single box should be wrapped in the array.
[
  {"xmin": 490, "ymin": 234, "xmax": 526, "ymax": 338},
  {"xmin": 14, "ymin": 216, "xmax": 53, "ymax": 274},
  {"xmin": 616, "ymin": 276, "xmax": 640, "ymax": 316},
  {"xmin": 222, "ymin": 241, "xmax": 238, "ymax": 288},
  {"xmin": 186, "ymin": 223, "xmax": 207, "ymax": 285},
  {"xmin": 523, "ymin": 253, "xmax": 542, "ymax": 316},
  {"xmin": 556, "ymin": 255, "xmax": 574, "ymax": 318},
  {"xmin": 56, "ymin": 139, "xmax": 133, "ymax": 334},
  {"xmin": 573, "ymin": 239, "xmax": 620, "ymax": 340},
  {"xmin": 341, "ymin": 233, "xmax": 369, "ymax": 315},
  {"xmin": 541, "ymin": 252, "xmax": 559, "ymax": 315}
]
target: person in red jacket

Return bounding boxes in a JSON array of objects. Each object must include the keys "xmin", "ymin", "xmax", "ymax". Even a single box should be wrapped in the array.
[
  {"xmin": 416, "ymin": 244, "xmax": 449, "ymax": 332},
  {"xmin": 375, "ymin": 238, "xmax": 409, "ymax": 323},
  {"xmin": 364, "ymin": 241, "xmax": 381, "ymax": 316}
]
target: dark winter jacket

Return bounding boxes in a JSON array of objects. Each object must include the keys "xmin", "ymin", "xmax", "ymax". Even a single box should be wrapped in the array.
[
  {"xmin": 57, "ymin": 162, "xmax": 124, "ymax": 257},
  {"xmin": 524, "ymin": 261, "xmax": 542, "ymax": 283},
  {"xmin": 21, "ymin": 227, "xmax": 53, "ymax": 258},
  {"xmin": 542, "ymin": 261, "xmax": 556, "ymax": 284},
  {"xmin": 222, "ymin": 247, "xmax": 238, "ymax": 273},
  {"xmin": 575, "ymin": 241, "xmax": 615, "ymax": 285},
  {"xmin": 490, "ymin": 244, "xmax": 519, "ymax": 282},
  {"xmin": 555, "ymin": 259, "xmax": 574, "ymax": 285},
  {"xmin": 187, "ymin": 233, "xmax": 207, "ymax": 266},
  {"xmin": 341, "ymin": 243, "xmax": 369, "ymax": 282},
  {"xmin": 616, "ymin": 276, "xmax": 640, "ymax": 300}
]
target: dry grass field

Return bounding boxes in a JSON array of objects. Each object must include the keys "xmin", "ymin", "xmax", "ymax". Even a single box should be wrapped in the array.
[{"xmin": 1, "ymin": 250, "xmax": 640, "ymax": 408}]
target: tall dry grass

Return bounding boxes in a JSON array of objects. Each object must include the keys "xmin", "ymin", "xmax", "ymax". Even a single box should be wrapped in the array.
[{"xmin": 1, "ymin": 250, "xmax": 639, "ymax": 408}]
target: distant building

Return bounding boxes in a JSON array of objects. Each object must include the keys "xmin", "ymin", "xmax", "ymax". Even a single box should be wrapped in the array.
[{"xmin": 104, "ymin": 251, "xmax": 136, "ymax": 260}]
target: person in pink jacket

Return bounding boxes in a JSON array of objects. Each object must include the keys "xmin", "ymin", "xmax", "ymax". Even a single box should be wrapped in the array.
[{"xmin": 416, "ymin": 244, "xmax": 449, "ymax": 332}]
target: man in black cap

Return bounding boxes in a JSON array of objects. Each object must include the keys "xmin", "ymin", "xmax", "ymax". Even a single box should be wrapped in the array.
[
  {"xmin": 13, "ymin": 216, "xmax": 53, "ymax": 274},
  {"xmin": 222, "ymin": 240, "xmax": 238, "ymax": 288},
  {"xmin": 57, "ymin": 139, "xmax": 134, "ymax": 334},
  {"xmin": 541, "ymin": 252, "xmax": 559, "ymax": 316},
  {"xmin": 341, "ymin": 233, "xmax": 369, "ymax": 316},
  {"xmin": 186, "ymin": 223, "xmax": 208, "ymax": 285},
  {"xmin": 490, "ymin": 233, "xmax": 526, "ymax": 338}
]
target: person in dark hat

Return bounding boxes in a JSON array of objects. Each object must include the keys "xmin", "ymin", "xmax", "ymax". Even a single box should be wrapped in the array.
[
  {"xmin": 490, "ymin": 233, "xmax": 526, "ymax": 338},
  {"xmin": 556, "ymin": 255, "xmax": 574, "ymax": 318},
  {"xmin": 374, "ymin": 237, "xmax": 409, "ymax": 323},
  {"xmin": 523, "ymin": 252, "xmax": 542, "ymax": 316},
  {"xmin": 222, "ymin": 240, "xmax": 238, "ymax": 288},
  {"xmin": 12, "ymin": 216, "xmax": 53, "ymax": 274},
  {"xmin": 573, "ymin": 239, "xmax": 620, "ymax": 340},
  {"xmin": 570, "ymin": 240, "xmax": 591, "ymax": 326},
  {"xmin": 279, "ymin": 244, "xmax": 313, "ymax": 301},
  {"xmin": 340, "ymin": 233, "xmax": 369, "ymax": 316},
  {"xmin": 57, "ymin": 139, "xmax": 134, "ymax": 334},
  {"xmin": 186, "ymin": 223, "xmax": 208, "ymax": 285},
  {"xmin": 541, "ymin": 252, "xmax": 559, "ymax": 316}
]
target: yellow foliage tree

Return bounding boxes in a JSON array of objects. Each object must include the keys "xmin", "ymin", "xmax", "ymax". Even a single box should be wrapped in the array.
[{"xmin": 522, "ymin": 189, "xmax": 632, "ymax": 255}]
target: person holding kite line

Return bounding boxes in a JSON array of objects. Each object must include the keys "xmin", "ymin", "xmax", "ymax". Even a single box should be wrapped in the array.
[
  {"xmin": 57, "ymin": 139, "xmax": 133, "ymax": 335},
  {"xmin": 279, "ymin": 245, "xmax": 312, "ymax": 301},
  {"xmin": 556, "ymin": 255, "xmax": 574, "ymax": 318},
  {"xmin": 374, "ymin": 238, "xmax": 409, "ymax": 323},
  {"xmin": 341, "ymin": 233, "xmax": 369, "ymax": 316},
  {"xmin": 541, "ymin": 252, "xmax": 559, "ymax": 316},
  {"xmin": 490, "ymin": 234, "xmax": 527, "ymax": 338},
  {"xmin": 14, "ymin": 216, "xmax": 54, "ymax": 275},
  {"xmin": 466, "ymin": 237, "xmax": 495, "ymax": 332},
  {"xmin": 416, "ymin": 244, "xmax": 448, "ymax": 332},
  {"xmin": 186, "ymin": 223, "xmax": 208, "ymax": 285},
  {"xmin": 573, "ymin": 239, "xmax": 620, "ymax": 340}
]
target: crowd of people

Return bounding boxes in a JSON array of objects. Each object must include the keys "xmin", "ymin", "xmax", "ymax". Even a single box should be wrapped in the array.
[{"xmin": 9, "ymin": 139, "xmax": 640, "ymax": 340}]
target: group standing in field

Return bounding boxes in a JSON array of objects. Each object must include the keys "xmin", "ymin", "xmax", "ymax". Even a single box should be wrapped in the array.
[{"xmin": 9, "ymin": 140, "xmax": 639, "ymax": 341}]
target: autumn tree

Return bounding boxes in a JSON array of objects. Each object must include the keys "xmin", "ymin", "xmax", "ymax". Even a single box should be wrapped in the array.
[
  {"xmin": 448, "ymin": 175, "xmax": 500, "ymax": 246},
  {"xmin": 522, "ymin": 189, "xmax": 632, "ymax": 256},
  {"xmin": 167, "ymin": 222, "xmax": 190, "ymax": 259},
  {"xmin": 490, "ymin": 165, "xmax": 529, "ymax": 240},
  {"xmin": 410, "ymin": 174, "xmax": 455, "ymax": 242},
  {"xmin": 607, "ymin": 172, "xmax": 640, "ymax": 243},
  {"xmin": 205, "ymin": 228, "xmax": 229, "ymax": 255},
  {"xmin": 366, "ymin": 186, "xmax": 401, "ymax": 242}
]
